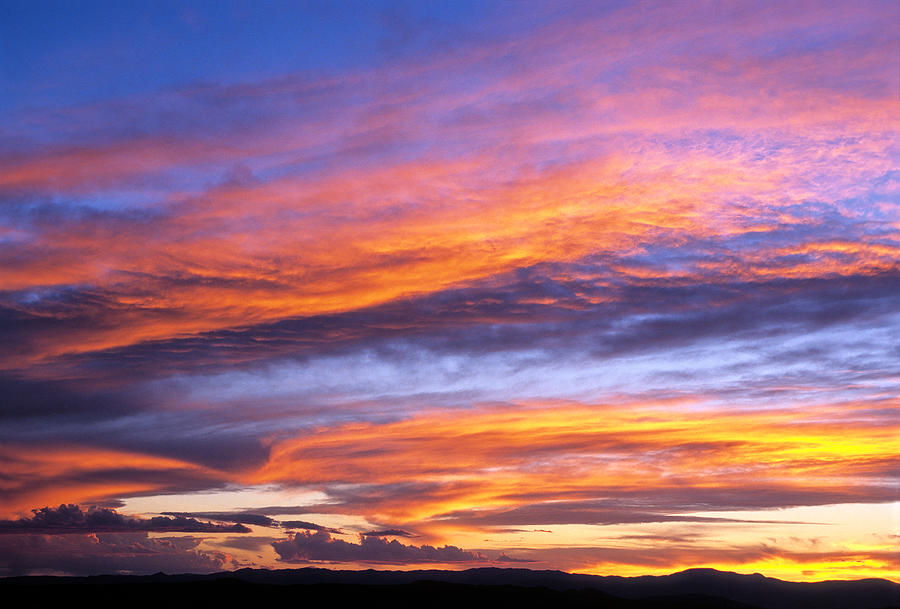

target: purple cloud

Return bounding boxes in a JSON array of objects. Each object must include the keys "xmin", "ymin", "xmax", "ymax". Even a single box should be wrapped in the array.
[
  {"xmin": 0, "ymin": 504, "xmax": 250, "ymax": 534},
  {"xmin": 281, "ymin": 520, "xmax": 344, "ymax": 534},
  {"xmin": 361, "ymin": 528, "xmax": 415, "ymax": 538},
  {"xmin": 272, "ymin": 530, "xmax": 486, "ymax": 564},
  {"xmin": 0, "ymin": 532, "xmax": 229, "ymax": 576}
]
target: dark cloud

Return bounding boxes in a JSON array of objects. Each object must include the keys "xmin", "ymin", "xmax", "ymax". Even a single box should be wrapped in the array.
[
  {"xmin": 0, "ymin": 532, "xmax": 229, "ymax": 577},
  {"xmin": 0, "ymin": 504, "xmax": 250, "ymax": 534},
  {"xmin": 361, "ymin": 528, "xmax": 415, "ymax": 538},
  {"xmin": 272, "ymin": 530, "xmax": 486, "ymax": 564},
  {"xmin": 0, "ymin": 373, "xmax": 148, "ymax": 422},
  {"xmin": 433, "ymin": 502, "xmax": 783, "ymax": 528},
  {"xmin": 239, "ymin": 506, "xmax": 316, "ymax": 516},
  {"xmin": 29, "ymin": 266, "xmax": 898, "ymax": 387},
  {"xmin": 0, "ymin": 408, "xmax": 271, "ymax": 474},
  {"xmin": 281, "ymin": 521, "xmax": 343, "ymax": 534},
  {"xmin": 162, "ymin": 512, "xmax": 278, "ymax": 527},
  {"xmin": 494, "ymin": 553, "xmax": 537, "ymax": 563}
]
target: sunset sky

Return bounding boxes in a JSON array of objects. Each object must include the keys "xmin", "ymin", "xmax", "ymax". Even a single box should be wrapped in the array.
[{"xmin": 0, "ymin": 0, "xmax": 898, "ymax": 581}]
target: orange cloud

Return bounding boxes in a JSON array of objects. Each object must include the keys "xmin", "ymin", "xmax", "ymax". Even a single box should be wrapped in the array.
[
  {"xmin": 0, "ymin": 445, "xmax": 228, "ymax": 519},
  {"xmin": 254, "ymin": 399, "xmax": 899, "ymax": 524},
  {"xmin": 6, "ymin": 140, "xmax": 894, "ymax": 371}
]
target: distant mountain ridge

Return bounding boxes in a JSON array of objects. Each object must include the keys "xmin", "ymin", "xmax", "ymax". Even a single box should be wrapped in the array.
[{"xmin": 4, "ymin": 566, "xmax": 898, "ymax": 609}]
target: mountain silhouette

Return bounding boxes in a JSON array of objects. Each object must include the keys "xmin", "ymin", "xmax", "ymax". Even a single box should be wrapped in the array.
[{"xmin": 3, "ymin": 567, "xmax": 897, "ymax": 608}]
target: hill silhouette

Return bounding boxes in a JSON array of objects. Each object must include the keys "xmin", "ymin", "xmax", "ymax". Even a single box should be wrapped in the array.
[{"xmin": 3, "ymin": 567, "xmax": 898, "ymax": 608}]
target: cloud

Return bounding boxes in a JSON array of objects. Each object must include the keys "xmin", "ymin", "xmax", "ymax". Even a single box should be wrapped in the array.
[
  {"xmin": 0, "ymin": 0, "xmax": 897, "ymax": 582},
  {"xmin": 30, "ymin": 266, "xmax": 898, "ymax": 385},
  {"xmin": 489, "ymin": 535, "xmax": 900, "ymax": 580},
  {"xmin": 361, "ymin": 528, "xmax": 415, "ymax": 538},
  {"xmin": 0, "ymin": 372, "xmax": 151, "ymax": 421},
  {"xmin": 215, "ymin": 535, "xmax": 278, "ymax": 552},
  {"xmin": 0, "ymin": 532, "xmax": 230, "ymax": 577},
  {"xmin": 494, "ymin": 553, "xmax": 537, "ymax": 563},
  {"xmin": 3, "ymin": 8, "xmax": 896, "ymax": 370},
  {"xmin": 272, "ymin": 530, "xmax": 486, "ymax": 564},
  {"xmin": 281, "ymin": 521, "xmax": 343, "ymax": 534},
  {"xmin": 433, "ymin": 503, "xmax": 798, "ymax": 528},
  {"xmin": 0, "ymin": 504, "xmax": 250, "ymax": 534},
  {"xmin": 162, "ymin": 511, "xmax": 278, "ymax": 527},
  {"xmin": 0, "ymin": 444, "xmax": 235, "ymax": 518},
  {"xmin": 254, "ymin": 399, "xmax": 899, "ymax": 522}
]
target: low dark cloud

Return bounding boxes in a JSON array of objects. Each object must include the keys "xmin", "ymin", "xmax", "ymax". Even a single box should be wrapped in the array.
[
  {"xmin": 0, "ymin": 504, "xmax": 250, "ymax": 534},
  {"xmin": 434, "ymin": 502, "xmax": 783, "ymax": 528},
  {"xmin": 281, "ymin": 520, "xmax": 343, "ymax": 534},
  {"xmin": 162, "ymin": 511, "xmax": 278, "ymax": 527},
  {"xmin": 238, "ymin": 506, "xmax": 316, "ymax": 516},
  {"xmin": 272, "ymin": 530, "xmax": 486, "ymax": 564},
  {"xmin": 361, "ymin": 528, "xmax": 415, "ymax": 538},
  {"xmin": 0, "ymin": 532, "xmax": 229, "ymax": 576},
  {"xmin": 494, "ymin": 553, "xmax": 537, "ymax": 563}
]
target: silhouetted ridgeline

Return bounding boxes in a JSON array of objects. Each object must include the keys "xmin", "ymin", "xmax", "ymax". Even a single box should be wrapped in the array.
[{"xmin": 2, "ymin": 567, "xmax": 898, "ymax": 609}]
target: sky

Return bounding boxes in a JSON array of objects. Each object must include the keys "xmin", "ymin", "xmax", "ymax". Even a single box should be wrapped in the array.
[{"xmin": 0, "ymin": 0, "xmax": 898, "ymax": 581}]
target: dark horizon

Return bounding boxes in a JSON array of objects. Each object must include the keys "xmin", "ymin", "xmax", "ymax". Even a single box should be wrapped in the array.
[{"xmin": 5, "ymin": 565, "xmax": 899, "ymax": 609}]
